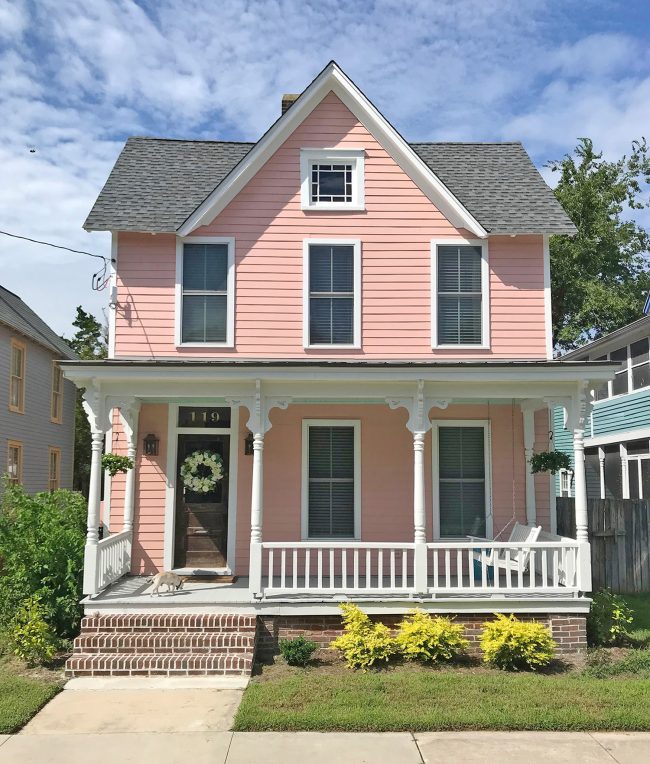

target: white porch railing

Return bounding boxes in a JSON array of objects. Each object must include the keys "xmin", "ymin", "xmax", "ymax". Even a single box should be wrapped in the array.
[
  {"xmin": 253, "ymin": 538, "xmax": 585, "ymax": 598},
  {"xmin": 83, "ymin": 530, "xmax": 132, "ymax": 595}
]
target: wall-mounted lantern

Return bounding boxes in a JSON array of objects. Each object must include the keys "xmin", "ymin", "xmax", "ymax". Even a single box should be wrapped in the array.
[
  {"xmin": 244, "ymin": 433, "xmax": 254, "ymax": 456},
  {"xmin": 143, "ymin": 433, "xmax": 160, "ymax": 456}
]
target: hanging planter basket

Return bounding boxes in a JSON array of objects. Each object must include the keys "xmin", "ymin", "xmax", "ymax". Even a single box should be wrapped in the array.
[
  {"xmin": 101, "ymin": 453, "xmax": 134, "ymax": 477},
  {"xmin": 529, "ymin": 450, "xmax": 572, "ymax": 475}
]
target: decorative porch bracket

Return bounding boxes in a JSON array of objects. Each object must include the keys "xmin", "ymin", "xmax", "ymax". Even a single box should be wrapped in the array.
[
  {"xmin": 387, "ymin": 380, "xmax": 450, "ymax": 593},
  {"xmin": 81, "ymin": 379, "xmax": 111, "ymax": 596},
  {"xmin": 227, "ymin": 380, "xmax": 291, "ymax": 598}
]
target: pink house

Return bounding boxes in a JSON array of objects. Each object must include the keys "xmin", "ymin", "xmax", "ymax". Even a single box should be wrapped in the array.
[{"xmin": 63, "ymin": 63, "xmax": 615, "ymax": 677}]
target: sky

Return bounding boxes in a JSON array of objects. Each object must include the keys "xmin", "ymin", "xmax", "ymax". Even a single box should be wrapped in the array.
[{"xmin": 2, "ymin": 0, "xmax": 650, "ymax": 337}]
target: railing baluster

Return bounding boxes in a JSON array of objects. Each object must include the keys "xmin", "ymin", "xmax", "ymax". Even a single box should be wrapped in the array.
[
  {"xmin": 280, "ymin": 549, "xmax": 286, "ymax": 590},
  {"xmin": 553, "ymin": 548, "xmax": 559, "ymax": 587},
  {"xmin": 305, "ymin": 549, "xmax": 310, "ymax": 590},
  {"xmin": 342, "ymin": 549, "xmax": 347, "ymax": 589},
  {"xmin": 354, "ymin": 549, "xmax": 359, "ymax": 589},
  {"xmin": 366, "ymin": 549, "xmax": 371, "ymax": 589},
  {"xmin": 517, "ymin": 547, "xmax": 524, "ymax": 588},
  {"xmin": 402, "ymin": 548, "xmax": 408, "ymax": 588},
  {"xmin": 317, "ymin": 548, "xmax": 323, "ymax": 590},
  {"xmin": 456, "ymin": 549, "xmax": 463, "ymax": 589},
  {"xmin": 528, "ymin": 549, "xmax": 536, "ymax": 588},
  {"xmin": 481, "ymin": 549, "xmax": 488, "ymax": 588},
  {"xmin": 541, "ymin": 548, "xmax": 548, "ymax": 589},
  {"xmin": 390, "ymin": 549, "xmax": 396, "ymax": 589},
  {"xmin": 505, "ymin": 550, "xmax": 512, "ymax": 590},
  {"xmin": 268, "ymin": 549, "xmax": 274, "ymax": 590},
  {"xmin": 378, "ymin": 550, "xmax": 383, "ymax": 590},
  {"xmin": 445, "ymin": 549, "xmax": 451, "ymax": 589},
  {"xmin": 330, "ymin": 549, "xmax": 335, "ymax": 589},
  {"xmin": 432, "ymin": 548, "xmax": 438, "ymax": 590},
  {"xmin": 468, "ymin": 548, "xmax": 475, "ymax": 588},
  {"xmin": 293, "ymin": 548, "xmax": 298, "ymax": 590}
]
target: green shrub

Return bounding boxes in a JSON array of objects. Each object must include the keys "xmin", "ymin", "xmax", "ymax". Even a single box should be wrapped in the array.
[
  {"xmin": 9, "ymin": 596, "xmax": 57, "ymax": 665},
  {"xmin": 330, "ymin": 603, "xmax": 396, "ymax": 670},
  {"xmin": 396, "ymin": 609, "xmax": 469, "ymax": 663},
  {"xmin": 279, "ymin": 635, "xmax": 318, "ymax": 667},
  {"xmin": 587, "ymin": 589, "xmax": 634, "ymax": 646},
  {"xmin": 480, "ymin": 613, "xmax": 555, "ymax": 670},
  {"xmin": 0, "ymin": 485, "xmax": 86, "ymax": 638}
]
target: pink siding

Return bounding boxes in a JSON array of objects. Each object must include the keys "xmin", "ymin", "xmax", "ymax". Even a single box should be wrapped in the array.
[{"xmin": 114, "ymin": 92, "xmax": 547, "ymax": 359}]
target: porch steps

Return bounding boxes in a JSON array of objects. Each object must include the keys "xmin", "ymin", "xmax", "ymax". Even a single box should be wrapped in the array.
[{"xmin": 66, "ymin": 613, "xmax": 257, "ymax": 677}]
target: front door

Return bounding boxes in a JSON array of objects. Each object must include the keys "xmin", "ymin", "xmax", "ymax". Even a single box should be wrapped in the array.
[{"xmin": 174, "ymin": 433, "xmax": 229, "ymax": 569}]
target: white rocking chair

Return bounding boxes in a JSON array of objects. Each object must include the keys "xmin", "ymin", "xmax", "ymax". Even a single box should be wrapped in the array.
[{"xmin": 468, "ymin": 522, "xmax": 542, "ymax": 577}]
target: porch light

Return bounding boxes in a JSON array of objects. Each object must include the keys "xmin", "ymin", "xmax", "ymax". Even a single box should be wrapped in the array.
[
  {"xmin": 244, "ymin": 433, "xmax": 254, "ymax": 456},
  {"xmin": 143, "ymin": 433, "xmax": 159, "ymax": 456}
]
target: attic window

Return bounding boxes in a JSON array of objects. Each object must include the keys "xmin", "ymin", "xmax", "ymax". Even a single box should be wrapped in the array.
[{"xmin": 300, "ymin": 149, "xmax": 364, "ymax": 211}]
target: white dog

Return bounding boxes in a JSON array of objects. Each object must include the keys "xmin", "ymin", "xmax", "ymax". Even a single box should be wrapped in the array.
[{"xmin": 147, "ymin": 571, "xmax": 185, "ymax": 596}]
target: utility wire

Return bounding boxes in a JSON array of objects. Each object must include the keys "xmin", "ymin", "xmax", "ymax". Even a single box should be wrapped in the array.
[{"xmin": 0, "ymin": 229, "xmax": 111, "ymax": 262}]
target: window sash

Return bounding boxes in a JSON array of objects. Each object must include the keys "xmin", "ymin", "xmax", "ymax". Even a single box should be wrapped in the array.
[
  {"xmin": 308, "ymin": 244, "xmax": 356, "ymax": 345},
  {"xmin": 435, "ymin": 245, "xmax": 484, "ymax": 346},
  {"xmin": 51, "ymin": 364, "xmax": 63, "ymax": 422},
  {"xmin": 48, "ymin": 448, "xmax": 60, "ymax": 491},
  {"xmin": 9, "ymin": 342, "xmax": 25, "ymax": 411},
  {"xmin": 310, "ymin": 162, "xmax": 353, "ymax": 203},
  {"xmin": 593, "ymin": 340, "xmax": 650, "ymax": 400},
  {"xmin": 180, "ymin": 242, "xmax": 231, "ymax": 344},
  {"xmin": 7, "ymin": 442, "xmax": 22, "ymax": 485}
]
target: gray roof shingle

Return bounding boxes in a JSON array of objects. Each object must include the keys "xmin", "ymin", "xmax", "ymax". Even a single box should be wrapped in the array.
[
  {"xmin": 84, "ymin": 136, "xmax": 575, "ymax": 235},
  {"xmin": 0, "ymin": 286, "xmax": 78, "ymax": 359}
]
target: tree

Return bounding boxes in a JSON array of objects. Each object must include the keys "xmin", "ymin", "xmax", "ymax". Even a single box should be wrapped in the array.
[
  {"xmin": 64, "ymin": 308, "xmax": 107, "ymax": 496},
  {"xmin": 548, "ymin": 138, "xmax": 650, "ymax": 352}
]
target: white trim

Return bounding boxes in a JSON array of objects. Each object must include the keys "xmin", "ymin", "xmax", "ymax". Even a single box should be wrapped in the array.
[
  {"xmin": 300, "ymin": 419, "xmax": 361, "ymax": 541},
  {"xmin": 431, "ymin": 419, "xmax": 493, "ymax": 540},
  {"xmin": 163, "ymin": 402, "xmax": 239, "ymax": 574},
  {"xmin": 103, "ymin": 415, "xmax": 113, "ymax": 533},
  {"xmin": 585, "ymin": 425, "xmax": 650, "ymax": 448},
  {"xmin": 108, "ymin": 232, "xmax": 118, "ymax": 359},
  {"xmin": 543, "ymin": 234, "xmax": 553, "ymax": 359},
  {"xmin": 174, "ymin": 236, "xmax": 235, "ymax": 348},
  {"xmin": 621, "ymin": 442, "xmax": 630, "ymax": 499},
  {"xmin": 302, "ymin": 239, "xmax": 361, "ymax": 349},
  {"xmin": 430, "ymin": 238, "xmax": 490, "ymax": 350},
  {"xmin": 300, "ymin": 148, "xmax": 365, "ymax": 211},
  {"xmin": 177, "ymin": 62, "xmax": 486, "ymax": 238}
]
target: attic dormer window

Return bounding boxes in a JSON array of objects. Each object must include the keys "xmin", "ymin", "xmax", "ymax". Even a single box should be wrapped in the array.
[{"xmin": 300, "ymin": 149, "xmax": 365, "ymax": 211}]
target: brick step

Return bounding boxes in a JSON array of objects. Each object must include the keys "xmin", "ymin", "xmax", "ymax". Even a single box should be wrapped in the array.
[
  {"xmin": 66, "ymin": 652, "xmax": 253, "ymax": 677},
  {"xmin": 74, "ymin": 632, "xmax": 255, "ymax": 654},
  {"xmin": 80, "ymin": 613, "xmax": 256, "ymax": 634}
]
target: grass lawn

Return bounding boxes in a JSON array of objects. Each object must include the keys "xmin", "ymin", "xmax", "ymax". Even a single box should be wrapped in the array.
[
  {"xmin": 0, "ymin": 652, "xmax": 64, "ymax": 734},
  {"xmin": 234, "ymin": 596, "xmax": 650, "ymax": 732}
]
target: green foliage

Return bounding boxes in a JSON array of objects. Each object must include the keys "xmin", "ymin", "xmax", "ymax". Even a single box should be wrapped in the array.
[
  {"xmin": 9, "ymin": 597, "xmax": 57, "ymax": 665},
  {"xmin": 583, "ymin": 647, "xmax": 650, "ymax": 679},
  {"xmin": 330, "ymin": 604, "xmax": 396, "ymax": 670},
  {"xmin": 101, "ymin": 453, "xmax": 134, "ymax": 477},
  {"xmin": 62, "ymin": 307, "xmax": 107, "ymax": 497},
  {"xmin": 0, "ymin": 674, "xmax": 60, "ymax": 734},
  {"xmin": 278, "ymin": 635, "xmax": 318, "ymax": 667},
  {"xmin": 480, "ymin": 614, "xmax": 555, "ymax": 671},
  {"xmin": 587, "ymin": 589, "xmax": 634, "ymax": 646},
  {"xmin": 529, "ymin": 450, "xmax": 572, "ymax": 475},
  {"xmin": 395, "ymin": 609, "xmax": 468, "ymax": 663},
  {"xmin": 548, "ymin": 138, "xmax": 650, "ymax": 351},
  {"xmin": 0, "ymin": 485, "xmax": 86, "ymax": 638}
]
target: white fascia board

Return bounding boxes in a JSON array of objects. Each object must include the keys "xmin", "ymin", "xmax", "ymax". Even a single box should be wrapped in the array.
[{"xmin": 177, "ymin": 63, "xmax": 487, "ymax": 238}]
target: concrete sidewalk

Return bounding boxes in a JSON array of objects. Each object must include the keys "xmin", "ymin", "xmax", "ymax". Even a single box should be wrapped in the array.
[{"xmin": 0, "ymin": 683, "xmax": 648, "ymax": 763}]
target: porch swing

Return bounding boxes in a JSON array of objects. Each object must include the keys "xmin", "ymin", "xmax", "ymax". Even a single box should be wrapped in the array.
[{"xmin": 466, "ymin": 399, "xmax": 541, "ymax": 581}]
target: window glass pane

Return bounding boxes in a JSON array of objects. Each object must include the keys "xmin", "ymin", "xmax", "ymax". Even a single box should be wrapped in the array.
[
  {"xmin": 594, "ymin": 383, "xmax": 609, "ymax": 401},
  {"xmin": 309, "ymin": 245, "xmax": 355, "ymax": 345},
  {"xmin": 311, "ymin": 163, "xmax": 353, "ymax": 203},
  {"xmin": 585, "ymin": 451, "xmax": 600, "ymax": 498},
  {"xmin": 629, "ymin": 460, "xmax": 640, "ymax": 499},
  {"xmin": 11, "ymin": 346, "xmax": 22, "ymax": 376},
  {"xmin": 626, "ymin": 439, "xmax": 649, "ymax": 456},
  {"xmin": 183, "ymin": 243, "xmax": 228, "ymax": 291},
  {"xmin": 438, "ymin": 295, "xmax": 460, "ymax": 344},
  {"xmin": 182, "ymin": 294, "xmax": 227, "ymax": 342},
  {"xmin": 331, "ymin": 247, "xmax": 353, "ymax": 292},
  {"xmin": 610, "ymin": 347, "xmax": 628, "ymax": 366},
  {"xmin": 604, "ymin": 446, "xmax": 622, "ymax": 499},
  {"xmin": 632, "ymin": 363, "xmax": 650, "ymax": 390},
  {"xmin": 438, "ymin": 246, "xmax": 460, "ymax": 292},
  {"xmin": 331, "ymin": 298, "xmax": 354, "ymax": 344},
  {"xmin": 612, "ymin": 371, "xmax": 629, "ymax": 396},
  {"xmin": 309, "ymin": 298, "xmax": 332, "ymax": 344},
  {"xmin": 642, "ymin": 461, "xmax": 650, "ymax": 499},
  {"xmin": 459, "ymin": 296, "xmax": 482, "ymax": 344},
  {"xmin": 458, "ymin": 247, "xmax": 482, "ymax": 292},
  {"xmin": 631, "ymin": 339, "xmax": 649, "ymax": 365},
  {"xmin": 309, "ymin": 245, "xmax": 332, "ymax": 292},
  {"xmin": 308, "ymin": 426, "xmax": 355, "ymax": 538},
  {"xmin": 437, "ymin": 246, "xmax": 482, "ymax": 345}
]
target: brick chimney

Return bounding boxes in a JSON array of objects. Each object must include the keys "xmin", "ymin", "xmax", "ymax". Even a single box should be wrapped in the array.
[{"xmin": 281, "ymin": 94, "xmax": 300, "ymax": 114}]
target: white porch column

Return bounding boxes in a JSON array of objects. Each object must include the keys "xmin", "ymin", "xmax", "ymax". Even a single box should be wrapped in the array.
[
  {"xmin": 521, "ymin": 402, "xmax": 538, "ymax": 526},
  {"xmin": 118, "ymin": 399, "xmax": 140, "ymax": 534},
  {"xmin": 228, "ymin": 380, "xmax": 290, "ymax": 598},
  {"xmin": 569, "ymin": 383, "xmax": 592, "ymax": 591},
  {"xmin": 388, "ymin": 380, "xmax": 450, "ymax": 593},
  {"xmin": 81, "ymin": 382, "xmax": 109, "ymax": 595}
]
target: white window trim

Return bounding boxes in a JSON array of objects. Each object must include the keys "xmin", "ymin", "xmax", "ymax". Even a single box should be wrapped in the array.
[
  {"xmin": 301, "ymin": 419, "xmax": 361, "ymax": 541},
  {"xmin": 592, "ymin": 340, "xmax": 650, "ymax": 403},
  {"xmin": 303, "ymin": 238, "xmax": 362, "ymax": 349},
  {"xmin": 430, "ymin": 238, "xmax": 490, "ymax": 350},
  {"xmin": 559, "ymin": 468, "xmax": 573, "ymax": 498},
  {"xmin": 175, "ymin": 236, "xmax": 235, "ymax": 348},
  {"xmin": 300, "ymin": 148, "xmax": 365, "ymax": 211},
  {"xmin": 431, "ymin": 419, "xmax": 493, "ymax": 540}
]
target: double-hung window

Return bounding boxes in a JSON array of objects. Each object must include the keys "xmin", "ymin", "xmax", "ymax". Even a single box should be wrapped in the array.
[
  {"xmin": 300, "ymin": 149, "xmax": 365, "ymax": 211},
  {"xmin": 48, "ymin": 447, "xmax": 61, "ymax": 492},
  {"xmin": 303, "ymin": 421, "xmax": 359, "ymax": 539},
  {"xmin": 434, "ymin": 423, "xmax": 489, "ymax": 538},
  {"xmin": 178, "ymin": 238, "xmax": 234, "ymax": 346},
  {"xmin": 51, "ymin": 363, "xmax": 63, "ymax": 423},
  {"xmin": 305, "ymin": 241, "xmax": 360, "ymax": 347},
  {"xmin": 7, "ymin": 441, "xmax": 22, "ymax": 485},
  {"xmin": 433, "ymin": 242, "xmax": 488, "ymax": 347},
  {"xmin": 9, "ymin": 339, "xmax": 25, "ymax": 413}
]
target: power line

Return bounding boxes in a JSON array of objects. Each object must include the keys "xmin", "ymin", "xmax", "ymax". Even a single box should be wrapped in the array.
[{"xmin": 0, "ymin": 229, "xmax": 111, "ymax": 262}]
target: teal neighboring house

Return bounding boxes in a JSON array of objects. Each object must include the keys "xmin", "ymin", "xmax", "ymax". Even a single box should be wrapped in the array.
[{"xmin": 554, "ymin": 315, "xmax": 650, "ymax": 500}]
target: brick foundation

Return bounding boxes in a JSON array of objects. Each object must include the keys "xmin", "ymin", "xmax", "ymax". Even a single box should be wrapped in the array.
[{"xmin": 256, "ymin": 612, "xmax": 587, "ymax": 661}]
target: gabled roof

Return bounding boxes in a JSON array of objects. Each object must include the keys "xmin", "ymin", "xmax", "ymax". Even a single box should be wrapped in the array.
[
  {"xmin": 84, "ymin": 62, "xmax": 576, "ymax": 237},
  {"xmin": 0, "ymin": 286, "xmax": 78, "ymax": 359}
]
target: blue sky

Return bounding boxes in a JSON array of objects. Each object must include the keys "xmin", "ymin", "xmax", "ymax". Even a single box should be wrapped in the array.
[{"xmin": 2, "ymin": 0, "xmax": 650, "ymax": 335}]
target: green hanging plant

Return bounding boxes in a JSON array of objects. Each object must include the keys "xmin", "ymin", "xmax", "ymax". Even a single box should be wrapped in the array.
[
  {"xmin": 101, "ymin": 453, "xmax": 134, "ymax": 477},
  {"xmin": 529, "ymin": 450, "xmax": 571, "ymax": 475}
]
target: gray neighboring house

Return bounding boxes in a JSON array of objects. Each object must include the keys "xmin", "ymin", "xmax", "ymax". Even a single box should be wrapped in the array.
[{"xmin": 0, "ymin": 285, "xmax": 77, "ymax": 494}]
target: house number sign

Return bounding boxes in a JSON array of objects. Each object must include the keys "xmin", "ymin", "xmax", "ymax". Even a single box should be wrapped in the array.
[{"xmin": 177, "ymin": 406, "xmax": 231, "ymax": 428}]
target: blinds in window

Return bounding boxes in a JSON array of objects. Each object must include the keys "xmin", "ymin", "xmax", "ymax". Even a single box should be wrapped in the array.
[
  {"xmin": 437, "ymin": 245, "xmax": 482, "ymax": 345},
  {"xmin": 438, "ymin": 426, "xmax": 486, "ymax": 537},
  {"xmin": 308, "ymin": 426, "xmax": 355, "ymax": 538},
  {"xmin": 182, "ymin": 243, "xmax": 228, "ymax": 342},
  {"xmin": 309, "ymin": 245, "xmax": 354, "ymax": 345}
]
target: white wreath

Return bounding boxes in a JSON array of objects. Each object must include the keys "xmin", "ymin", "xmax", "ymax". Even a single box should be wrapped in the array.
[{"xmin": 180, "ymin": 450, "xmax": 224, "ymax": 493}]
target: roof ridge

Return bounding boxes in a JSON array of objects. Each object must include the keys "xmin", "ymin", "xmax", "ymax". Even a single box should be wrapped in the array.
[
  {"xmin": 128, "ymin": 136, "xmax": 255, "ymax": 146},
  {"xmin": 411, "ymin": 141, "xmax": 523, "ymax": 146},
  {"xmin": 0, "ymin": 284, "xmax": 24, "ymax": 301}
]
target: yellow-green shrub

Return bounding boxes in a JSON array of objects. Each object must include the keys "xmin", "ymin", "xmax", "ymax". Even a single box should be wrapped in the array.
[
  {"xmin": 396, "ymin": 609, "xmax": 469, "ymax": 663},
  {"xmin": 480, "ymin": 613, "xmax": 555, "ymax": 670},
  {"xmin": 330, "ymin": 603, "xmax": 396, "ymax": 669},
  {"xmin": 10, "ymin": 596, "xmax": 57, "ymax": 666}
]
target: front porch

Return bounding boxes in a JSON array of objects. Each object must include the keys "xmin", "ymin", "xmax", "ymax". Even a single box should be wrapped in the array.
[{"xmin": 63, "ymin": 360, "xmax": 615, "ymax": 611}]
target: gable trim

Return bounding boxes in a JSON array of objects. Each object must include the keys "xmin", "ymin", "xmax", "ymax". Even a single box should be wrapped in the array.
[{"xmin": 177, "ymin": 62, "xmax": 487, "ymax": 238}]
